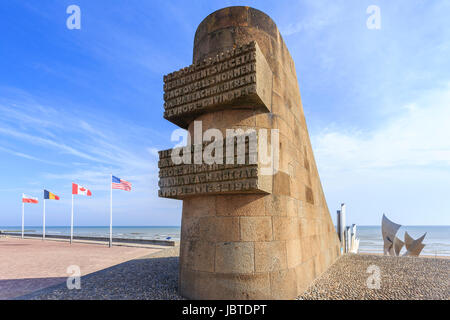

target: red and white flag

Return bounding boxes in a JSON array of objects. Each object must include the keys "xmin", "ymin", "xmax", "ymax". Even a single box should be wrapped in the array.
[
  {"xmin": 112, "ymin": 176, "xmax": 132, "ymax": 191},
  {"xmin": 22, "ymin": 194, "xmax": 38, "ymax": 204},
  {"xmin": 72, "ymin": 183, "xmax": 92, "ymax": 196}
]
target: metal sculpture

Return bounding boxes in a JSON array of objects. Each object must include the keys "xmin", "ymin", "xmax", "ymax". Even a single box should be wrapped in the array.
[
  {"xmin": 382, "ymin": 214, "xmax": 401, "ymax": 255},
  {"xmin": 381, "ymin": 214, "xmax": 426, "ymax": 257},
  {"xmin": 403, "ymin": 231, "xmax": 427, "ymax": 256}
]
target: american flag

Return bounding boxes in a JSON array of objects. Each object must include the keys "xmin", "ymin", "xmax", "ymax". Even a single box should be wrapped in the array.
[{"xmin": 112, "ymin": 175, "xmax": 132, "ymax": 191}]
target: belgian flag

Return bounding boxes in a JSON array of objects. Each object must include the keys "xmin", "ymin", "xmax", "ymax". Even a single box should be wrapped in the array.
[{"xmin": 44, "ymin": 190, "xmax": 60, "ymax": 200}]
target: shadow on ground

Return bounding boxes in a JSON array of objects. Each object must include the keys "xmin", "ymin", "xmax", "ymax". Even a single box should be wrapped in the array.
[
  {"xmin": 0, "ymin": 277, "xmax": 66, "ymax": 300},
  {"xmin": 17, "ymin": 248, "xmax": 183, "ymax": 300}
]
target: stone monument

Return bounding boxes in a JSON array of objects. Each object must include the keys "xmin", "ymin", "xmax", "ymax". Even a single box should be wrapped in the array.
[{"xmin": 158, "ymin": 6, "xmax": 341, "ymax": 299}]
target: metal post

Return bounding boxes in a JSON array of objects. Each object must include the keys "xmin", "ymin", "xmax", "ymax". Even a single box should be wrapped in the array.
[
  {"xmin": 22, "ymin": 202, "xmax": 24, "ymax": 239},
  {"xmin": 345, "ymin": 226, "xmax": 351, "ymax": 253},
  {"xmin": 43, "ymin": 199, "xmax": 46, "ymax": 240},
  {"xmin": 336, "ymin": 210, "xmax": 341, "ymax": 241},
  {"xmin": 109, "ymin": 174, "xmax": 112, "ymax": 248},
  {"xmin": 340, "ymin": 203, "xmax": 346, "ymax": 250},
  {"xmin": 71, "ymin": 194, "xmax": 74, "ymax": 244}
]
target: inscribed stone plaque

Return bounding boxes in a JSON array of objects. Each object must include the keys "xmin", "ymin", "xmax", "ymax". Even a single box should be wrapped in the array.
[
  {"xmin": 163, "ymin": 41, "xmax": 272, "ymax": 128},
  {"xmin": 158, "ymin": 136, "xmax": 271, "ymax": 199}
]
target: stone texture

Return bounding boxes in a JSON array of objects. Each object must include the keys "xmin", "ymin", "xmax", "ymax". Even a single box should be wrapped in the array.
[
  {"xmin": 215, "ymin": 242, "xmax": 254, "ymax": 273},
  {"xmin": 216, "ymin": 194, "xmax": 266, "ymax": 216},
  {"xmin": 270, "ymin": 268, "xmax": 298, "ymax": 299},
  {"xmin": 180, "ymin": 240, "xmax": 215, "ymax": 272},
  {"xmin": 240, "ymin": 216, "xmax": 272, "ymax": 241},
  {"xmin": 254, "ymin": 241, "xmax": 287, "ymax": 272}
]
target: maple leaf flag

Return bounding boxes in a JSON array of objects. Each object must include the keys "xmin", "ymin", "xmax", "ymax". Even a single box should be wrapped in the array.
[{"xmin": 72, "ymin": 183, "xmax": 92, "ymax": 196}]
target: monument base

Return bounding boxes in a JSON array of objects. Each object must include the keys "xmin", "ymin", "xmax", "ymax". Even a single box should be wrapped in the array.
[{"xmin": 179, "ymin": 194, "xmax": 340, "ymax": 299}]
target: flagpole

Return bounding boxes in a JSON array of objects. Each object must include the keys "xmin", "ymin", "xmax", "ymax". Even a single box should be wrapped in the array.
[
  {"xmin": 22, "ymin": 201, "xmax": 24, "ymax": 239},
  {"xmin": 71, "ymin": 194, "xmax": 74, "ymax": 244},
  {"xmin": 43, "ymin": 199, "xmax": 46, "ymax": 240},
  {"xmin": 109, "ymin": 173, "xmax": 112, "ymax": 248}
]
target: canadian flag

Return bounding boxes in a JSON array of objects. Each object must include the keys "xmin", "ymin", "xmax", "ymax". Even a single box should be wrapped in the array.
[{"xmin": 72, "ymin": 183, "xmax": 92, "ymax": 196}]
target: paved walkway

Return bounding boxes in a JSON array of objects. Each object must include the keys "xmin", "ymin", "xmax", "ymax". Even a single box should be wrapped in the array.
[
  {"xmin": 23, "ymin": 246, "xmax": 182, "ymax": 300},
  {"xmin": 0, "ymin": 237, "xmax": 162, "ymax": 299}
]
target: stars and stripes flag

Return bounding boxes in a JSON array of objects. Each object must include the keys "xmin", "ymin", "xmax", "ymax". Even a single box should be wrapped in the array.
[
  {"xmin": 22, "ymin": 194, "xmax": 38, "ymax": 204},
  {"xmin": 72, "ymin": 183, "xmax": 92, "ymax": 196},
  {"xmin": 112, "ymin": 176, "xmax": 132, "ymax": 191},
  {"xmin": 109, "ymin": 175, "xmax": 131, "ymax": 247}
]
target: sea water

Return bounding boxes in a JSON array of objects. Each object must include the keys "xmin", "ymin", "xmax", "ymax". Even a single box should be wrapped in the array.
[
  {"xmin": 356, "ymin": 225, "xmax": 450, "ymax": 256},
  {"xmin": 1, "ymin": 225, "xmax": 448, "ymax": 256},
  {"xmin": 0, "ymin": 226, "xmax": 181, "ymax": 241}
]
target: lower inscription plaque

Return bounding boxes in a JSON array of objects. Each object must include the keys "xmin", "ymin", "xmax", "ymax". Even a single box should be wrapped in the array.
[{"xmin": 158, "ymin": 138, "xmax": 271, "ymax": 199}]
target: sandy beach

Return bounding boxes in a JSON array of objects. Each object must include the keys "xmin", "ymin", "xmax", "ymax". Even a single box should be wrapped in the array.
[{"xmin": 1, "ymin": 236, "xmax": 448, "ymax": 300}]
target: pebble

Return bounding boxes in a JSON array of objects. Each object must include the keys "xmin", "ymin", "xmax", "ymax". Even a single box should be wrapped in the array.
[{"xmin": 298, "ymin": 254, "xmax": 449, "ymax": 300}]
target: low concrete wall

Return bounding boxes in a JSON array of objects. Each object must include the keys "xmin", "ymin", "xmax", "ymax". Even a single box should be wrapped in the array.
[{"xmin": 0, "ymin": 231, "xmax": 176, "ymax": 247}]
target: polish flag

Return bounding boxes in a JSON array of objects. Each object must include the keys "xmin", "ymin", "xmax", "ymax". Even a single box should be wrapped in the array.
[
  {"xmin": 22, "ymin": 194, "xmax": 38, "ymax": 204},
  {"xmin": 72, "ymin": 183, "xmax": 92, "ymax": 196}
]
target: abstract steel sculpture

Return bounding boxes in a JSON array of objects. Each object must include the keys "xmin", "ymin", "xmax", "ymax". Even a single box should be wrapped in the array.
[
  {"xmin": 393, "ymin": 236, "xmax": 404, "ymax": 256},
  {"xmin": 403, "ymin": 231, "xmax": 427, "ymax": 256},
  {"xmin": 382, "ymin": 214, "xmax": 401, "ymax": 256},
  {"xmin": 381, "ymin": 214, "xmax": 426, "ymax": 257}
]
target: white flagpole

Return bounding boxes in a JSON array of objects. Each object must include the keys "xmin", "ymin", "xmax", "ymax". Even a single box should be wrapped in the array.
[
  {"xmin": 71, "ymin": 194, "xmax": 74, "ymax": 244},
  {"xmin": 109, "ymin": 173, "xmax": 112, "ymax": 248},
  {"xmin": 22, "ymin": 200, "xmax": 24, "ymax": 239},
  {"xmin": 43, "ymin": 199, "xmax": 46, "ymax": 240}
]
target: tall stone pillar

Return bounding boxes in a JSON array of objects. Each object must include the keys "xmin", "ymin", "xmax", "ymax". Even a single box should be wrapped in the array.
[{"xmin": 158, "ymin": 6, "xmax": 341, "ymax": 299}]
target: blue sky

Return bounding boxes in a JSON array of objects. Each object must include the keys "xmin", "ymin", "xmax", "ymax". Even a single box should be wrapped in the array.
[{"xmin": 0, "ymin": 0, "xmax": 449, "ymax": 227}]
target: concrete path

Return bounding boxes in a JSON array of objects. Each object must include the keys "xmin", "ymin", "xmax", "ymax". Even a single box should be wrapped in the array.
[{"xmin": 0, "ymin": 237, "xmax": 161, "ymax": 299}]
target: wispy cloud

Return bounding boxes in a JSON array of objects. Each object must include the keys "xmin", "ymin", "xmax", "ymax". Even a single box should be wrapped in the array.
[
  {"xmin": 312, "ymin": 84, "xmax": 450, "ymax": 175},
  {"xmin": 0, "ymin": 126, "xmax": 107, "ymax": 163},
  {"xmin": 312, "ymin": 84, "xmax": 450, "ymax": 224},
  {"xmin": 0, "ymin": 88, "xmax": 174, "ymax": 222},
  {"xmin": 0, "ymin": 145, "xmax": 65, "ymax": 166},
  {"xmin": 0, "ymin": 85, "xmax": 184, "ymax": 225}
]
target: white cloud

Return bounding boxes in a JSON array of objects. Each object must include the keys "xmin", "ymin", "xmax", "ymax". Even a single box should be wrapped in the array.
[
  {"xmin": 313, "ymin": 84, "xmax": 450, "ymax": 174},
  {"xmin": 0, "ymin": 146, "xmax": 65, "ymax": 166},
  {"xmin": 0, "ymin": 89, "xmax": 181, "ymax": 225},
  {"xmin": 312, "ymin": 85, "xmax": 450, "ymax": 225}
]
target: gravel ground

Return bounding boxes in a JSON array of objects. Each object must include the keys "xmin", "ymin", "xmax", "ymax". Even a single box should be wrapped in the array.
[
  {"xmin": 298, "ymin": 254, "xmax": 450, "ymax": 300},
  {"xmin": 19, "ymin": 251, "xmax": 449, "ymax": 300},
  {"xmin": 19, "ymin": 246, "xmax": 184, "ymax": 300}
]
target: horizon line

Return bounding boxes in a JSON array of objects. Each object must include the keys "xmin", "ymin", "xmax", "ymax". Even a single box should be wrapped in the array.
[{"xmin": 2, "ymin": 224, "xmax": 450, "ymax": 228}]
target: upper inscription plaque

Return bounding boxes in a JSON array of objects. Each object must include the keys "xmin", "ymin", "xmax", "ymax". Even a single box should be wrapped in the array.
[{"xmin": 163, "ymin": 41, "xmax": 272, "ymax": 128}]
